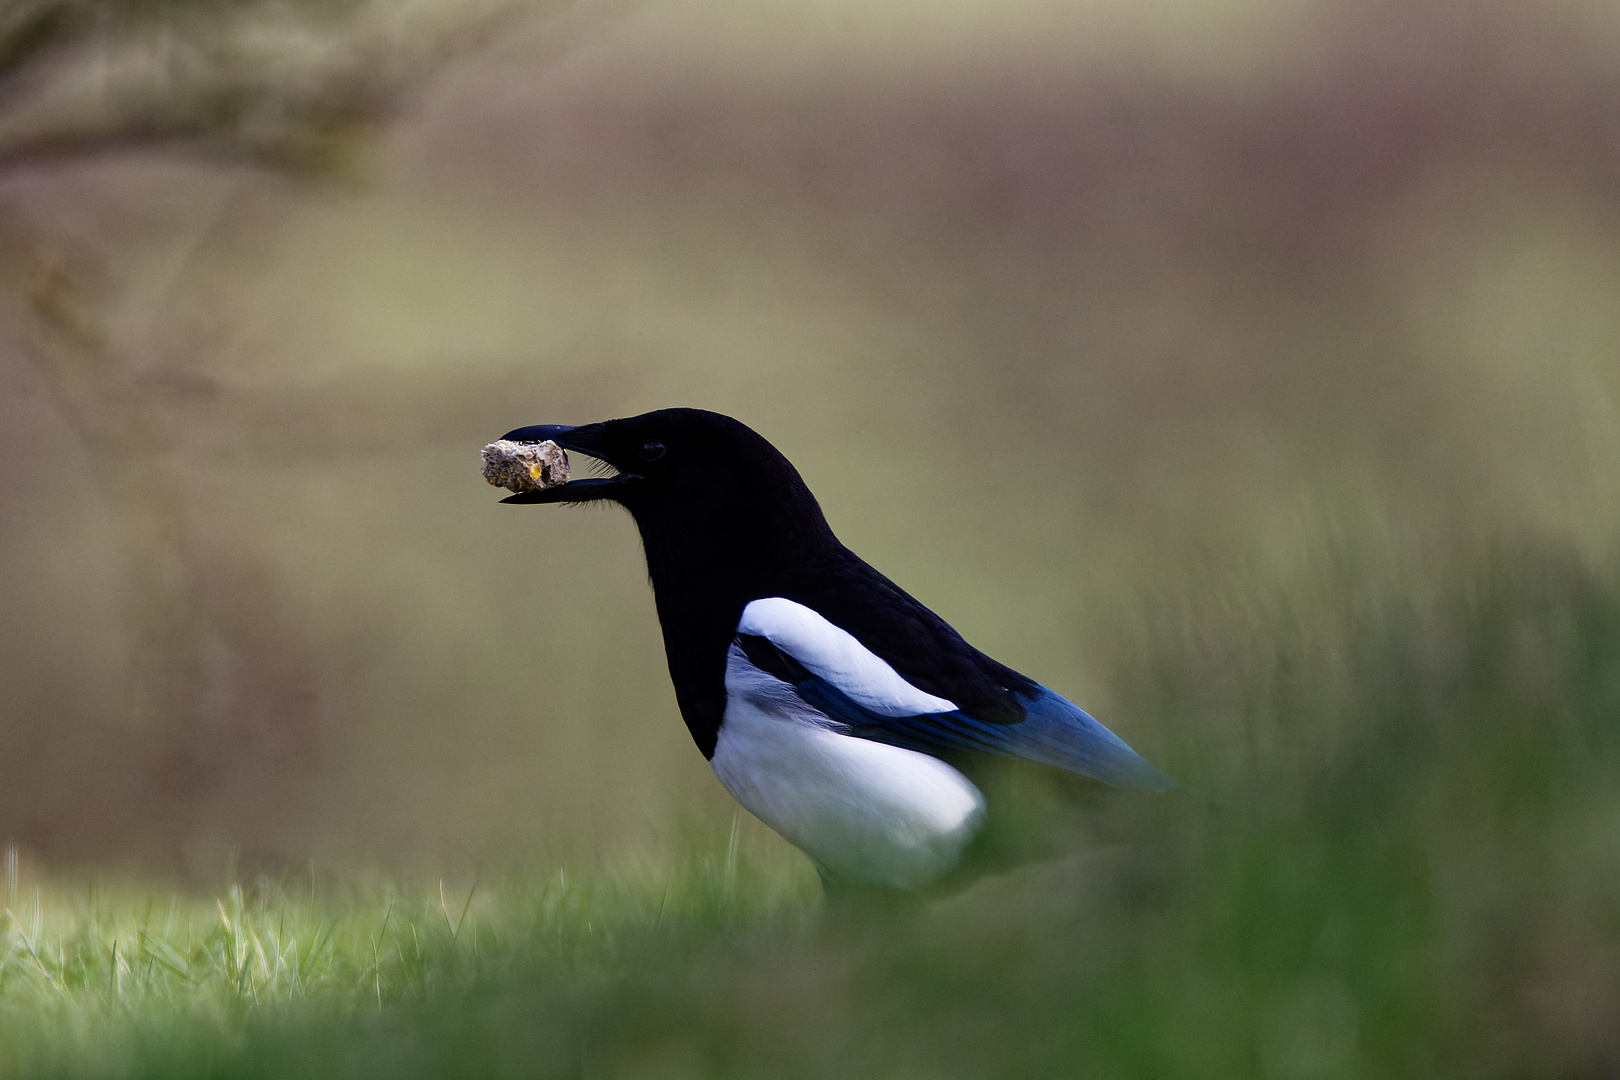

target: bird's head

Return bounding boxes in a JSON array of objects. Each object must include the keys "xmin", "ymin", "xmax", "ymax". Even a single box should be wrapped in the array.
[{"xmin": 495, "ymin": 408, "xmax": 834, "ymax": 558}]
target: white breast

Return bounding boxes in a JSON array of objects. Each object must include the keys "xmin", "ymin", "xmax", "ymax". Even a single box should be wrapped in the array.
[{"xmin": 712, "ymin": 643, "xmax": 985, "ymax": 890}]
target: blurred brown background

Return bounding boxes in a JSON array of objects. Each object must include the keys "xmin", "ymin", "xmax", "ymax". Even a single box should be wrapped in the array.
[{"xmin": 2, "ymin": 0, "xmax": 1619, "ymax": 874}]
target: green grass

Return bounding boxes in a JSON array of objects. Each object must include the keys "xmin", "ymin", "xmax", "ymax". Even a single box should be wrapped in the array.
[{"xmin": 4, "ymin": 539, "xmax": 1620, "ymax": 1079}]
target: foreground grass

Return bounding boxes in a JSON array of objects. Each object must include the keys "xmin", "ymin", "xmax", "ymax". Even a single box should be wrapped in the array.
[
  {"xmin": 4, "ymin": 539, "xmax": 1620, "ymax": 1079},
  {"xmin": 0, "ymin": 830, "xmax": 826, "ymax": 1074}
]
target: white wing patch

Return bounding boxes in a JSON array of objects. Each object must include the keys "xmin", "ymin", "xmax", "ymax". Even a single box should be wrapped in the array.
[{"xmin": 737, "ymin": 597, "xmax": 958, "ymax": 717}]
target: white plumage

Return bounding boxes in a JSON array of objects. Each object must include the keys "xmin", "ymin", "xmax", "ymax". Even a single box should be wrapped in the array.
[{"xmin": 711, "ymin": 641, "xmax": 985, "ymax": 890}]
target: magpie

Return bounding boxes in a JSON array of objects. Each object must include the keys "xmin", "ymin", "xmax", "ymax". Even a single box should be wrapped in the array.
[{"xmin": 496, "ymin": 408, "xmax": 1171, "ymax": 891}]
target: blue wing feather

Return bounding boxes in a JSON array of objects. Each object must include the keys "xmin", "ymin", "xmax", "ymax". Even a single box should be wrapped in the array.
[{"xmin": 792, "ymin": 675, "xmax": 1174, "ymax": 792}]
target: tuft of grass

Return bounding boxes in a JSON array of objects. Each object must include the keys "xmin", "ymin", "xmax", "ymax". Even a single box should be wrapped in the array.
[{"xmin": 0, "ymin": 834, "xmax": 821, "ymax": 1076}]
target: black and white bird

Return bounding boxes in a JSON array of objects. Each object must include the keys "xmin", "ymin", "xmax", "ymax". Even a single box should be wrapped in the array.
[{"xmin": 497, "ymin": 408, "xmax": 1171, "ymax": 891}]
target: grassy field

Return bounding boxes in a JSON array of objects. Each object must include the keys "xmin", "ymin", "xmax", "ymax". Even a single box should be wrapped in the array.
[{"xmin": 4, "ymin": 536, "xmax": 1617, "ymax": 1080}]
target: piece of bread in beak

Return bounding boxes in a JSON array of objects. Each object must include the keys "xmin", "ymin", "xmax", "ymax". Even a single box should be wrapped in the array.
[{"xmin": 481, "ymin": 439, "xmax": 570, "ymax": 493}]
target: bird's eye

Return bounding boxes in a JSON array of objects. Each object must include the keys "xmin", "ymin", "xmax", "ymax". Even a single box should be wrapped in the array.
[{"xmin": 639, "ymin": 441, "xmax": 666, "ymax": 461}]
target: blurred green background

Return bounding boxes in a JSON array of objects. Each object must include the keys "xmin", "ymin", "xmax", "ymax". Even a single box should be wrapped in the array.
[{"xmin": 2, "ymin": 0, "xmax": 1620, "ymax": 1072}]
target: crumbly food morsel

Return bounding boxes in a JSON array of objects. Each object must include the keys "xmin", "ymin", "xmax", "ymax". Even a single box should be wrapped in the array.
[{"xmin": 481, "ymin": 439, "xmax": 570, "ymax": 493}]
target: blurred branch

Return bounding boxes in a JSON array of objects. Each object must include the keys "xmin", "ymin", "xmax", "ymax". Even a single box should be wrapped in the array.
[
  {"xmin": 0, "ymin": 0, "xmax": 533, "ymax": 175},
  {"xmin": 0, "ymin": 0, "xmax": 553, "ymax": 848}
]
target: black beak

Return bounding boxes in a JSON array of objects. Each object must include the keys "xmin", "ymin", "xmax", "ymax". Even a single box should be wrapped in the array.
[
  {"xmin": 501, "ymin": 423, "xmax": 583, "ymax": 448},
  {"xmin": 496, "ymin": 422, "xmax": 623, "ymax": 504}
]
